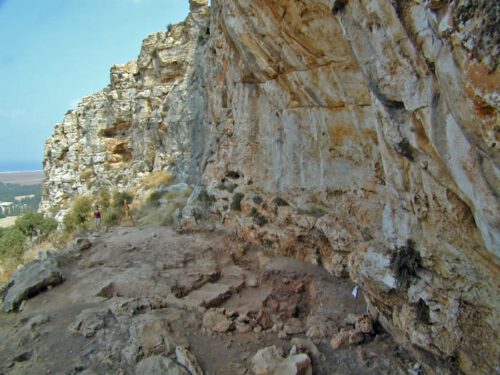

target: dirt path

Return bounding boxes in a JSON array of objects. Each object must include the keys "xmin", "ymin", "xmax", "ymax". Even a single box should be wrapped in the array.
[{"xmin": 0, "ymin": 226, "xmax": 416, "ymax": 374}]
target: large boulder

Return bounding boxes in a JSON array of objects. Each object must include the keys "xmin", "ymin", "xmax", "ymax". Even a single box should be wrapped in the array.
[
  {"xmin": 251, "ymin": 345, "xmax": 312, "ymax": 375},
  {"xmin": 3, "ymin": 253, "xmax": 63, "ymax": 312}
]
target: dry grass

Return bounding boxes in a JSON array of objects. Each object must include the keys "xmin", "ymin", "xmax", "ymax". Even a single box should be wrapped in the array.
[{"xmin": 140, "ymin": 171, "xmax": 174, "ymax": 190}]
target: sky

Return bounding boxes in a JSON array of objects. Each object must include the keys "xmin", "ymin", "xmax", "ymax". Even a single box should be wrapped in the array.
[{"xmin": 0, "ymin": 0, "xmax": 190, "ymax": 171}]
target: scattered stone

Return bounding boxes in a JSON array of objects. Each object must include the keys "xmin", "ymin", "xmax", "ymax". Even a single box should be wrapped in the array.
[
  {"xmin": 70, "ymin": 308, "xmax": 109, "ymax": 337},
  {"xmin": 283, "ymin": 318, "xmax": 305, "ymax": 336},
  {"xmin": 109, "ymin": 296, "xmax": 168, "ymax": 317},
  {"xmin": 330, "ymin": 331, "xmax": 351, "ymax": 349},
  {"xmin": 272, "ymin": 322, "xmax": 283, "ymax": 333},
  {"xmin": 278, "ymin": 330, "xmax": 289, "ymax": 340},
  {"xmin": 175, "ymin": 346, "xmax": 203, "ymax": 375},
  {"xmin": 135, "ymin": 355, "xmax": 189, "ymax": 375},
  {"xmin": 236, "ymin": 321, "xmax": 252, "ymax": 333},
  {"xmin": 126, "ymin": 313, "xmax": 172, "ymax": 358},
  {"xmin": 171, "ymin": 271, "xmax": 220, "ymax": 298},
  {"xmin": 246, "ymin": 275, "xmax": 258, "ymax": 288},
  {"xmin": 203, "ymin": 308, "xmax": 234, "ymax": 332},
  {"xmin": 290, "ymin": 338, "xmax": 323, "ymax": 362},
  {"xmin": 305, "ymin": 317, "xmax": 335, "ymax": 340},
  {"xmin": 257, "ymin": 310, "xmax": 273, "ymax": 330},
  {"xmin": 183, "ymin": 283, "xmax": 232, "ymax": 308},
  {"xmin": 344, "ymin": 313, "xmax": 358, "ymax": 326},
  {"xmin": 95, "ymin": 282, "xmax": 117, "ymax": 299},
  {"xmin": 73, "ymin": 238, "xmax": 92, "ymax": 251},
  {"xmin": 251, "ymin": 345, "xmax": 312, "ymax": 375},
  {"xmin": 355, "ymin": 315, "xmax": 374, "ymax": 334},
  {"xmin": 3, "ymin": 253, "xmax": 64, "ymax": 312},
  {"xmin": 349, "ymin": 331, "xmax": 365, "ymax": 345}
]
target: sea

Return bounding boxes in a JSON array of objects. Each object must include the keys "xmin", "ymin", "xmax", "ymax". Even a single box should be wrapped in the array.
[{"xmin": 0, "ymin": 161, "xmax": 42, "ymax": 173}]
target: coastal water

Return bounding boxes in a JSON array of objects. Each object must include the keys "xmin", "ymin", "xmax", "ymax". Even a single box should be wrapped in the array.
[{"xmin": 0, "ymin": 161, "xmax": 42, "ymax": 173}]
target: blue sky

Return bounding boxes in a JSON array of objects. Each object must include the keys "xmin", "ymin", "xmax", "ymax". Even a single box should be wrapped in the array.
[{"xmin": 0, "ymin": 0, "xmax": 190, "ymax": 171}]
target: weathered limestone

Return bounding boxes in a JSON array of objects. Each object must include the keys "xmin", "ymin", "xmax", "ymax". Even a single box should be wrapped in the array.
[
  {"xmin": 41, "ymin": 0, "xmax": 499, "ymax": 373},
  {"xmin": 3, "ymin": 253, "xmax": 63, "ymax": 312}
]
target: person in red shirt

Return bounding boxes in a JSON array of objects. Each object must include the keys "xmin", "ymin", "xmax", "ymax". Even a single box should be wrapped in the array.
[{"xmin": 94, "ymin": 205, "xmax": 102, "ymax": 231}]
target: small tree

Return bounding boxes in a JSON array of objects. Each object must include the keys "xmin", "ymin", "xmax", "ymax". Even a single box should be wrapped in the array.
[
  {"xmin": 0, "ymin": 227, "xmax": 25, "ymax": 260},
  {"xmin": 63, "ymin": 196, "xmax": 93, "ymax": 233},
  {"xmin": 15, "ymin": 211, "xmax": 57, "ymax": 241}
]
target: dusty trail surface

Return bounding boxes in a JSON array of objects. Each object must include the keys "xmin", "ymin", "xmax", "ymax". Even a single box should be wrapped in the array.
[{"xmin": 0, "ymin": 226, "xmax": 415, "ymax": 374}]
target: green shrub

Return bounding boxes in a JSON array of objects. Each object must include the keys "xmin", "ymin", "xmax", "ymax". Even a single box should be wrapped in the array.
[
  {"xmin": 0, "ymin": 227, "xmax": 25, "ymax": 260},
  {"xmin": 15, "ymin": 211, "xmax": 57, "ymax": 240},
  {"xmin": 166, "ymin": 191, "xmax": 180, "ymax": 200},
  {"xmin": 97, "ymin": 188, "xmax": 111, "ymax": 210},
  {"xmin": 112, "ymin": 191, "xmax": 133, "ymax": 208},
  {"xmin": 63, "ymin": 196, "xmax": 93, "ymax": 233},
  {"xmin": 104, "ymin": 206, "xmax": 121, "ymax": 226}
]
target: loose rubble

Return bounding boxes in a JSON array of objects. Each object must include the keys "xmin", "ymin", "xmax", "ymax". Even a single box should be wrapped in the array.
[{"xmin": 0, "ymin": 226, "xmax": 419, "ymax": 374}]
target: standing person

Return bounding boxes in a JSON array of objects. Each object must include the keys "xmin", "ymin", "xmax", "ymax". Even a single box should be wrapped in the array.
[
  {"xmin": 94, "ymin": 205, "xmax": 102, "ymax": 231},
  {"xmin": 122, "ymin": 200, "xmax": 135, "ymax": 226}
]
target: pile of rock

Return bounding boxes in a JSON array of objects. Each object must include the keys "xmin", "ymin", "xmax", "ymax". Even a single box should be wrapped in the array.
[{"xmin": 330, "ymin": 314, "xmax": 375, "ymax": 349}]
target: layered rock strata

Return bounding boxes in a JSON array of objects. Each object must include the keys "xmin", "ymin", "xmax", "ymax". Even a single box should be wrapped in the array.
[{"xmin": 42, "ymin": 0, "xmax": 499, "ymax": 373}]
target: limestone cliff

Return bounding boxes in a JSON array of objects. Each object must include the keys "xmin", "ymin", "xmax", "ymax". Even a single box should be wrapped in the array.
[{"xmin": 42, "ymin": 0, "xmax": 499, "ymax": 373}]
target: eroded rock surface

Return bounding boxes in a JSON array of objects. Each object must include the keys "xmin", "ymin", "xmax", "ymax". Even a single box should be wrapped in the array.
[
  {"xmin": 3, "ymin": 253, "xmax": 63, "ymax": 312},
  {"xmin": 0, "ymin": 226, "xmax": 415, "ymax": 374},
  {"xmin": 40, "ymin": 0, "xmax": 499, "ymax": 373}
]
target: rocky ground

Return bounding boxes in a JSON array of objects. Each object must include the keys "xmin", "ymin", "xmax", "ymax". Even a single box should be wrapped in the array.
[{"xmin": 0, "ymin": 226, "xmax": 420, "ymax": 374}]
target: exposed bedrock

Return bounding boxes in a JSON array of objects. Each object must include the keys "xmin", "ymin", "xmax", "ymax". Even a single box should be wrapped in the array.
[{"xmin": 41, "ymin": 0, "xmax": 499, "ymax": 373}]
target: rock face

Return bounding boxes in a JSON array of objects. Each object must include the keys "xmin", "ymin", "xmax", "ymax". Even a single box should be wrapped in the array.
[
  {"xmin": 3, "ymin": 253, "xmax": 63, "ymax": 312},
  {"xmin": 41, "ymin": 0, "xmax": 499, "ymax": 373}
]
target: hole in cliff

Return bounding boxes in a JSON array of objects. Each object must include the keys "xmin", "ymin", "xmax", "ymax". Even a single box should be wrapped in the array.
[
  {"xmin": 415, "ymin": 298, "xmax": 430, "ymax": 324},
  {"xmin": 272, "ymin": 197, "xmax": 289, "ymax": 207},
  {"xmin": 332, "ymin": 0, "xmax": 348, "ymax": 14},
  {"xmin": 113, "ymin": 143, "xmax": 132, "ymax": 163},
  {"xmin": 390, "ymin": 239, "xmax": 421, "ymax": 288},
  {"xmin": 100, "ymin": 120, "xmax": 132, "ymax": 138},
  {"xmin": 394, "ymin": 138, "xmax": 415, "ymax": 161},
  {"xmin": 226, "ymin": 171, "xmax": 242, "ymax": 179},
  {"xmin": 250, "ymin": 208, "xmax": 268, "ymax": 227},
  {"xmin": 253, "ymin": 196, "xmax": 263, "ymax": 205},
  {"xmin": 222, "ymin": 90, "xmax": 228, "ymax": 108},
  {"xmin": 231, "ymin": 193, "xmax": 244, "ymax": 211}
]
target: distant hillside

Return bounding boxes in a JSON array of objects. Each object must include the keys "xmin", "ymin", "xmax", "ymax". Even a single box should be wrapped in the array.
[{"xmin": 0, "ymin": 182, "xmax": 41, "ymax": 218}]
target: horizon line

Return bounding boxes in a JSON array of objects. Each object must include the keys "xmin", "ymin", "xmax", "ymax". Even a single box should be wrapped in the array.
[{"xmin": 0, "ymin": 170, "xmax": 43, "ymax": 174}]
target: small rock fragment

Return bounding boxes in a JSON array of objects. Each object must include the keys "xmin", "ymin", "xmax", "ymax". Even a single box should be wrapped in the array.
[
  {"xmin": 203, "ymin": 308, "xmax": 234, "ymax": 332},
  {"xmin": 135, "ymin": 355, "xmax": 189, "ymax": 375},
  {"xmin": 349, "ymin": 331, "xmax": 365, "ymax": 345},
  {"xmin": 175, "ymin": 346, "xmax": 203, "ymax": 375},
  {"xmin": 330, "ymin": 331, "xmax": 350, "ymax": 349},
  {"xmin": 355, "ymin": 315, "xmax": 374, "ymax": 334},
  {"xmin": 70, "ymin": 308, "xmax": 109, "ymax": 337},
  {"xmin": 73, "ymin": 238, "xmax": 92, "ymax": 251}
]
